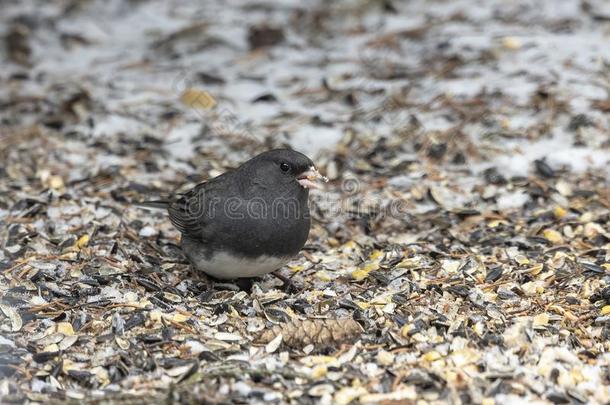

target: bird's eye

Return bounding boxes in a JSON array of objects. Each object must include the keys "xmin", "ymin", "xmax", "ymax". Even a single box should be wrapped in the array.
[{"xmin": 279, "ymin": 162, "xmax": 290, "ymax": 172}]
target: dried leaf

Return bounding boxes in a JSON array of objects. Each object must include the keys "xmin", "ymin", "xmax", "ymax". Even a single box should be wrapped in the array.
[{"xmin": 181, "ymin": 89, "xmax": 217, "ymax": 110}]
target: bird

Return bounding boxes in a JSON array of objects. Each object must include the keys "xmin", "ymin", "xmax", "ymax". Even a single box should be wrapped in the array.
[{"xmin": 139, "ymin": 149, "xmax": 327, "ymax": 280}]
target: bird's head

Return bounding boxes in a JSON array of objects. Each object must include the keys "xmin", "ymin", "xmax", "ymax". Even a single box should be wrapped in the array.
[{"xmin": 240, "ymin": 149, "xmax": 327, "ymax": 191}]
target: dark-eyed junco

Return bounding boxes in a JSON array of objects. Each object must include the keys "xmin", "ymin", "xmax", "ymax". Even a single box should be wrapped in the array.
[{"xmin": 140, "ymin": 149, "xmax": 327, "ymax": 280}]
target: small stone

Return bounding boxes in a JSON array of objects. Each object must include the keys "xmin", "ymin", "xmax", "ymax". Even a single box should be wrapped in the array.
[
  {"xmin": 501, "ymin": 36, "xmax": 522, "ymax": 49},
  {"xmin": 376, "ymin": 350, "xmax": 395, "ymax": 366},
  {"xmin": 533, "ymin": 313, "xmax": 550, "ymax": 327},
  {"xmin": 139, "ymin": 226, "xmax": 157, "ymax": 237}
]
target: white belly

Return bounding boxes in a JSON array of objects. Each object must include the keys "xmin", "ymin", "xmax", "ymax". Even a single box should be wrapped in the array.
[{"xmin": 191, "ymin": 251, "xmax": 291, "ymax": 279}]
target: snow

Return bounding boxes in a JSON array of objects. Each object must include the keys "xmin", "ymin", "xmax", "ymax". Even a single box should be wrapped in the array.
[{"xmin": 1, "ymin": 0, "xmax": 606, "ymax": 172}]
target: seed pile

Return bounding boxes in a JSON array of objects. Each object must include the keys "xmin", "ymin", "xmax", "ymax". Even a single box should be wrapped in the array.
[{"xmin": 1, "ymin": 0, "xmax": 609, "ymax": 403}]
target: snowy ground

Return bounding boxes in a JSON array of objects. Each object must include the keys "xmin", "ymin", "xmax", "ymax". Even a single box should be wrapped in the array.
[{"xmin": 1, "ymin": 0, "xmax": 609, "ymax": 404}]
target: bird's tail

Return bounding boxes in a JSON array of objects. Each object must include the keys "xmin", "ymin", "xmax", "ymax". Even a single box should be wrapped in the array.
[{"xmin": 134, "ymin": 200, "xmax": 170, "ymax": 210}]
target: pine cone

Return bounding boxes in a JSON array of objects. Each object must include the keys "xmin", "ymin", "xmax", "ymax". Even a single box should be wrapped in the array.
[{"xmin": 255, "ymin": 318, "xmax": 363, "ymax": 349}]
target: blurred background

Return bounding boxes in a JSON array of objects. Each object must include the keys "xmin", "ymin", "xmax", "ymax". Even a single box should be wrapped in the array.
[
  {"xmin": 1, "ymin": 1, "xmax": 610, "ymax": 403},
  {"xmin": 1, "ymin": 0, "xmax": 608, "ymax": 185}
]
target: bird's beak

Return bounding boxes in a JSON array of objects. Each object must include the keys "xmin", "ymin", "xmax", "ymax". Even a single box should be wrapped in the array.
[{"xmin": 297, "ymin": 166, "xmax": 328, "ymax": 190}]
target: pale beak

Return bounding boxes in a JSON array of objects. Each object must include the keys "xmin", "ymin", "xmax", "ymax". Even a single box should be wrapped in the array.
[{"xmin": 297, "ymin": 166, "xmax": 328, "ymax": 190}]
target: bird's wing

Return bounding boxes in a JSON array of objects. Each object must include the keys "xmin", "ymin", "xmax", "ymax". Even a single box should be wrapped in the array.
[
  {"xmin": 134, "ymin": 200, "xmax": 170, "ymax": 210},
  {"xmin": 167, "ymin": 172, "xmax": 234, "ymax": 242},
  {"xmin": 167, "ymin": 188, "xmax": 204, "ymax": 239}
]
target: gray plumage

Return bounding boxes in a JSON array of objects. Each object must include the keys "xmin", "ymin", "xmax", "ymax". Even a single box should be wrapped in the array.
[{"xmin": 140, "ymin": 149, "xmax": 324, "ymax": 279}]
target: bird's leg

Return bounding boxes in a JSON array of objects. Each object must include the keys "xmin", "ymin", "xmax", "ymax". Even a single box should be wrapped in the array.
[
  {"xmin": 272, "ymin": 271, "xmax": 299, "ymax": 293},
  {"xmin": 235, "ymin": 278, "xmax": 254, "ymax": 292},
  {"xmin": 212, "ymin": 282, "xmax": 240, "ymax": 292},
  {"xmin": 211, "ymin": 278, "xmax": 253, "ymax": 292},
  {"xmin": 192, "ymin": 273, "xmax": 253, "ymax": 293},
  {"xmin": 200, "ymin": 273, "xmax": 240, "ymax": 292}
]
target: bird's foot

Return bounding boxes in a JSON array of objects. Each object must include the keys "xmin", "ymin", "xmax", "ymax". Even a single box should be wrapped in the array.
[
  {"xmin": 212, "ymin": 282, "xmax": 240, "ymax": 292},
  {"xmin": 272, "ymin": 271, "xmax": 300, "ymax": 294},
  {"xmin": 234, "ymin": 278, "xmax": 254, "ymax": 293}
]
